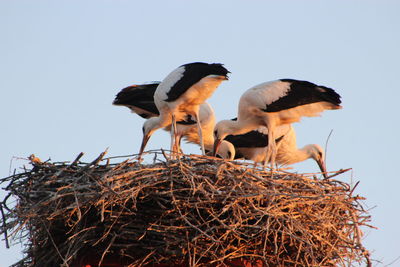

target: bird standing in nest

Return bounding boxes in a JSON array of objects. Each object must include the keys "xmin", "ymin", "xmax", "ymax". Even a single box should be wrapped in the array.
[
  {"xmin": 113, "ymin": 82, "xmax": 234, "ymax": 160},
  {"xmin": 213, "ymin": 79, "xmax": 341, "ymax": 169},
  {"xmin": 148, "ymin": 62, "xmax": 229, "ymax": 158}
]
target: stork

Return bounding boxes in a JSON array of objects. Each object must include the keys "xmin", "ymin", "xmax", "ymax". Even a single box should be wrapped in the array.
[
  {"xmin": 213, "ymin": 79, "xmax": 341, "ymax": 168},
  {"xmin": 225, "ymin": 125, "xmax": 328, "ymax": 178},
  {"xmin": 113, "ymin": 82, "xmax": 235, "ymax": 160},
  {"xmin": 142, "ymin": 62, "xmax": 229, "ymax": 157}
]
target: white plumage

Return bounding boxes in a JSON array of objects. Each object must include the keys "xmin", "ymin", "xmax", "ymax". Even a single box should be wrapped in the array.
[
  {"xmin": 213, "ymin": 79, "xmax": 342, "ymax": 168},
  {"xmin": 113, "ymin": 82, "xmax": 234, "ymax": 159},
  {"xmin": 141, "ymin": 62, "xmax": 229, "ymax": 157}
]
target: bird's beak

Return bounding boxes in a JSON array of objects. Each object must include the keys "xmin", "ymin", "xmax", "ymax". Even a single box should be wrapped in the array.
[
  {"xmin": 317, "ymin": 158, "xmax": 328, "ymax": 179},
  {"xmin": 138, "ymin": 133, "xmax": 151, "ymax": 160},
  {"xmin": 213, "ymin": 138, "xmax": 222, "ymax": 157}
]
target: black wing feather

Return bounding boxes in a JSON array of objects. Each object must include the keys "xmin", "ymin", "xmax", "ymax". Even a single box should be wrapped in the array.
[
  {"xmin": 165, "ymin": 62, "xmax": 229, "ymax": 102},
  {"xmin": 113, "ymin": 82, "xmax": 160, "ymax": 116},
  {"xmin": 225, "ymin": 129, "xmax": 285, "ymax": 148},
  {"xmin": 225, "ymin": 130, "xmax": 269, "ymax": 148},
  {"xmin": 229, "ymin": 132, "xmax": 285, "ymax": 160},
  {"xmin": 263, "ymin": 79, "xmax": 342, "ymax": 112}
]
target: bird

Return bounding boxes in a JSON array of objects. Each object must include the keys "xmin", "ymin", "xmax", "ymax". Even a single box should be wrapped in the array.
[
  {"xmin": 224, "ymin": 124, "xmax": 328, "ymax": 178},
  {"xmin": 213, "ymin": 79, "xmax": 342, "ymax": 168},
  {"xmin": 142, "ymin": 62, "xmax": 229, "ymax": 158},
  {"xmin": 113, "ymin": 82, "xmax": 235, "ymax": 160}
]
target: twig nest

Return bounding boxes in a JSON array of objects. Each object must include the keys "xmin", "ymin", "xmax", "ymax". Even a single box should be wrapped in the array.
[{"xmin": 0, "ymin": 152, "xmax": 372, "ymax": 266}]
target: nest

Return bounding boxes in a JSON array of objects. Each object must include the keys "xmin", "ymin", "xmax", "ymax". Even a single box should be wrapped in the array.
[{"xmin": 1, "ymin": 151, "xmax": 372, "ymax": 267}]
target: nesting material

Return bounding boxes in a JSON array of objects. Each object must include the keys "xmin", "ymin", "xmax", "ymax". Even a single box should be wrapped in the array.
[{"xmin": 1, "ymin": 151, "xmax": 372, "ymax": 267}]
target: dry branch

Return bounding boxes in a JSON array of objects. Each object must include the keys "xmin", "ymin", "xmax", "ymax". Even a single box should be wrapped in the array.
[{"xmin": 0, "ymin": 151, "xmax": 372, "ymax": 267}]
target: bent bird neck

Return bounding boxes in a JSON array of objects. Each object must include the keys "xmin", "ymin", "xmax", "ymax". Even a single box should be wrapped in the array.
[
  {"xmin": 229, "ymin": 120, "xmax": 259, "ymax": 135},
  {"xmin": 287, "ymin": 147, "xmax": 312, "ymax": 164}
]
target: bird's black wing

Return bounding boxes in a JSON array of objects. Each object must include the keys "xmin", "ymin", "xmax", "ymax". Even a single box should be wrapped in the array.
[
  {"xmin": 263, "ymin": 79, "xmax": 342, "ymax": 112},
  {"xmin": 225, "ymin": 130, "xmax": 268, "ymax": 148},
  {"xmin": 225, "ymin": 130, "xmax": 286, "ymax": 149},
  {"xmin": 165, "ymin": 62, "xmax": 229, "ymax": 102},
  {"xmin": 113, "ymin": 82, "xmax": 160, "ymax": 117}
]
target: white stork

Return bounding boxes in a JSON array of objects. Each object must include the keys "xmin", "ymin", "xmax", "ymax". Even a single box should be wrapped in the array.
[
  {"xmin": 213, "ymin": 79, "xmax": 342, "ymax": 168},
  {"xmin": 224, "ymin": 124, "xmax": 328, "ymax": 178},
  {"xmin": 113, "ymin": 82, "xmax": 235, "ymax": 160},
  {"xmin": 141, "ymin": 62, "xmax": 229, "ymax": 157}
]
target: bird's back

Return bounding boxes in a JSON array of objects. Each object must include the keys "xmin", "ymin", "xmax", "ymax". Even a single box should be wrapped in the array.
[
  {"xmin": 264, "ymin": 79, "xmax": 342, "ymax": 112},
  {"xmin": 238, "ymin": 79, "xmax": 342, "ymax": 125},
  {"xmin": 240, "ymin": 79, "xmax": 341, "ymax": 112},
  {"xmin": 154, "ymin": 62, "xmax": 229, "ymax": 115},
  {"xmin": 224, "ymin": 128, "xmax": 269, "ymax": 148},
  {"xmin": 164, "ymin": 62, "xmax": 229, "ymax": 102}
]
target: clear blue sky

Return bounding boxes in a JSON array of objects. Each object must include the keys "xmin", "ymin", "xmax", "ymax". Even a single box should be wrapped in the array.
[{"xmin": 1, "ymin": 1, "xmax": 399, "ymax": 265}]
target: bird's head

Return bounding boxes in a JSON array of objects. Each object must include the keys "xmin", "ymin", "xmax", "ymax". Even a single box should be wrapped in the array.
[
  {"xmin": 215, "ymin": 140, "xmax": 235, "ymax": 160},
  {"xmin": 305, "ymin": 144, "xmax": 327, "ymax": 179},
  {"xmin": 139, "ymin": 118, "xmax": 160, "ymax": 158},
  {"xmin": 212, "ymin": 120, "xmax": 233, "ymax": 156}
]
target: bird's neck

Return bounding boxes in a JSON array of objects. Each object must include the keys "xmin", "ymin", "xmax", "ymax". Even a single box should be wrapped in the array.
[
  {"xmin": 228, "ymin": 120, "xmax": 259, "ymax": 136},
  {"xmin": 147, "ymin": 115, "xmax": 172, "ymax": 134},
  {"xmin": 279, "ymin": 146, "xmax": 311, "ymax": 165},
  {"xmin": 157, "ymin": 114, "xmax": 173, "ymax": 128}
]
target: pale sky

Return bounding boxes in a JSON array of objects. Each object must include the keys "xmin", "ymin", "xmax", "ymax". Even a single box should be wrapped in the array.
[{"xmin": 1, "ymin": 1, "xmax": 399, "ymax": 265}]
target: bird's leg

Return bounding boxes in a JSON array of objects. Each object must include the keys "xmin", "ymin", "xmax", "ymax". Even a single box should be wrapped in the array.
[
  {"xmin": 267, "ymin": 127, "xmax": 277, "ymax": 172},
  {"xmin": 177, "ymin": 135, "xmax": 183, "ymax": 153},
  {"xmin": 269, "ymin": 141, "xmax": 277, "ymax": 171},
  {"xmin": 173, "ymin": 133, "xmax": 182, "ymax": 159},
  {"xmin": 274, "ymin": 137, "xmax": 283, "ymax": 171},
  {"xmin": 194, "ymin": 111, "xmax": 205, "ymax": 155},
  {"xmin": 170, "ymin": 114, "xmax": 177, "ymax": 160},
  {"xmin": 261, "ymin": 146, "xmax": 269, "ymax": 171},
  {"xmin": 261, "ymin": 157, "xmax": 267, "ymax": 171},
  {"xmin": 264, "ymin": 141, "xmax": 272, "ymax": 168}
]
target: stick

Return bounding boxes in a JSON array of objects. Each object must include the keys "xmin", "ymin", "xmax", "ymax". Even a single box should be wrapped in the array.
[{"xmin": 0, "ymin": 203, "xmax": 9, "ymax": 248}]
